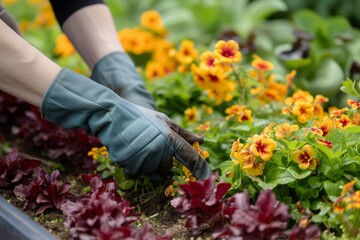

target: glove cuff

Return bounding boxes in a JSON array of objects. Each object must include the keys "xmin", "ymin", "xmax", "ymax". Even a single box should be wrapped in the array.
[{"xmin": 91, "ymin": 51, "xmax": 157, "ymax": 110}]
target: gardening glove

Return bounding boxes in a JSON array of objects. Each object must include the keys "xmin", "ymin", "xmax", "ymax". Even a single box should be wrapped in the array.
[
  {"xmin": 0, "ymin": 5, "xmax": 20, "ymax": 34},
  {"xmin": 91, "ymin": 52, "xmax": 157, "ymax": 110},
  {"xmin": 41, "ymin": 68, "xmax": 211, "ymax": 180}
]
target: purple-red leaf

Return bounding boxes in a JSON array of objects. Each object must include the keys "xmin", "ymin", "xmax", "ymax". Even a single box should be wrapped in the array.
[{"xmin": 0, "ymin": 149, "xmax": 41, "ymax": 188}]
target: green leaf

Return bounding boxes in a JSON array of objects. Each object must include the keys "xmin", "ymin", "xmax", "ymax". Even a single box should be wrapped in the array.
[
  {"xmin": 293, "ymin": 9, "xmax": 323, "ymax": 33},
  {"xmin": 308, "ymin": 59, "xmax": 344, "ymax": 97},
  {"xmin": 323, "ymin": 179, "xmax": 345, "ymax": 201},
  {"xmin": 308, "ymin": 176, "xmax": 324, "ymax": 189},
  {"xmin": 314, "ymin": 143, "xmax": 335, "ymax": 160},
  {"xmin": 288, "ymin": 166, "xmax": 312, "ymax": 180},
  {"xmin": 259, "ymin": 166, "xmax": 295, "ymax": 189}
]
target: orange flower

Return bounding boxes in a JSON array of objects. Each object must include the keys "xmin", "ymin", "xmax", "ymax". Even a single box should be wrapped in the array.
[
  {"xmin": 251, "ymin": 55, "xmax": 274, "ymax": 71},
  {"xmin": 214, "ymin": 40, "xmax": 242, "ymax": 64},
  {"xmin": 200, "ymin": 51, "xmax": 221, "ymax": 69},
  {"xmin": 196, "ymin": 121, "xmax": 211, "ymax": 132},
  {"xmin": 145, "ymin": 60, "xmax": 167, "ymax": 79},
  {"xmin": 192, "ymin": 141, "xmax": 209, "ymax": 159},
  {"xmin": 314, "ymin": 116, "xmax": 333, "ymax": 137},
  {"xmin": 225, "ymin": 104, "xmax": 246, "ymax": 119},
  {"xmin": 341, "ymin": 180, "xmax": 357, "ymax": 197},
  {"xmin": 291, "ymin": 101, "xmax": 314, "ymax": 123},
  {"xmin": 347, "ymin": 99, "xmax": 360, "ymax": 109},
  {"xmin": 291, "ymin": 145, "xmax": 317, "ymax": 170},
  {"xmin": 234, "ymin": 143, "xmax": 266, "ymax": 176},
  {"xmin": 249, "ymin": 134, "xmax": 276, "ymax": 161},
  {"xmin": 140, "ymin": 10, "xmax": 164, "ymax": 32},
  {"xmin": 345, "ymin": 191, "xmax": 360, "ymax": 210},
  {"xmin": 164, "ymin": 185, "xmax": 176, "ymax": 197},
  {"xmin": 330, "ymin": 107, "xmax": 349, "ymax": 118},
  {"xmin": 274, "ymin": 123, "xmax": 299, "ymax": 139},
  {"xmin": 335, "ymin": 114, "xmax": 353, "ymax": 129},
  {"xmin": 303, "ymin": 127, "xmax": 323, "ymax": 136},
  {"xmin": 316, "ymin": 139, "xmax": 333, "ymax": 148},
  {"xmin": 54, "ymin": 33, "xmax": 75, "ymax": 57},
  {"xmin": 175, "ymin": 40, "xmax": 198, "ymax": 65},
  {"xmin": 314, "ymin": 95, "xmax": 329, "ymax": 105},
  {"xmin": 313, "ymin": 104, "xmax": 324, "ymax": 119},
  {"xmin": 285, "ymin": 90, "xmax": 314, "ymax": 105},
  {"xmin": 285, "ymin": 70, "xmax": 296, "ymax": 88}
]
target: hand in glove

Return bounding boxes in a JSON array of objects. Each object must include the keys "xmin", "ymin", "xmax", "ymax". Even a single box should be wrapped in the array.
[
  {"xmin": 41, "ymin": 69, "xmax": 211, "ymax": 179},
  {"xmin": 91, "ymin": 52, "xmax": 157, "ymax": 110}
]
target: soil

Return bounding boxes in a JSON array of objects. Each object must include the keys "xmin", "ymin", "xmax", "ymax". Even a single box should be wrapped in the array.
[{"xmin": 0, "ymin": 143, "xmax": 208, "ymax": 240}]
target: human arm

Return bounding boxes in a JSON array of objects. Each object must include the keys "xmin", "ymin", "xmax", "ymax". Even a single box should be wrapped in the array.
[
  {"xmin": 49, "ymin": 1, "xmax": 156, "ymax": 109},
  {"xmin": 0, "ymin": 20, "xmax": 211, "ymax": 179}
]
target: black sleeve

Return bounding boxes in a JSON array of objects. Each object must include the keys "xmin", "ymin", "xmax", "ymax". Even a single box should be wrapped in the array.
[{"xmin": 49, "ymin": 0, "xmax": 105, "ymax": 27}]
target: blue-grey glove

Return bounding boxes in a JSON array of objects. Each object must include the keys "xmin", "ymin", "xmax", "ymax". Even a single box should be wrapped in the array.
[
  {"xmin": 41, "ymin": 69, "xmax": 211, "ymax": 179},
  {"xmin": 91, "ymin": 52, "xmax": 156, "ymax": 110}
]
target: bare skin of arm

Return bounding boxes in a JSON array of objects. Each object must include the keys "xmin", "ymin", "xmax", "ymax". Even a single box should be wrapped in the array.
[
  {"xmin": 0, "ymin": 20, "xmax": 60, "ymax": 107},
  {"xmin": 62, "ymin": 4, "xmax": 124, "ymax": 70}
]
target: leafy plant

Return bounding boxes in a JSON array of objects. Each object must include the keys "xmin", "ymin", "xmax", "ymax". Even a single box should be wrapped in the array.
[
  {"xmin": 0, "ymin": 148, "xmax": 41, "ymax": 188},
  {"xmin": 62, "ymin": 174, "xmax": 172, "ymax": 240},
  {"xmin": 170, "ymin": 172, "xmax": 231, "ymax": 233},
  {"xmin": 172, "ymin": 173, "xmax": 321, "ymax": 239},
  {"xmin": 13, "ymin": 169, "xmax": 71, "ymax": 214}
]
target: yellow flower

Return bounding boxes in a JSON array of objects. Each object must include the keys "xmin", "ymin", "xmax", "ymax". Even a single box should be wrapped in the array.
[
  {"xmin": 291, "ymin": 101, "xmax": 314, "ymax": 123},
  {"xmin": 54, "ymin": 33, "xmax": 76, "ymax": 57},
  {"xmin": 88, "ymin": 146, "xmax": 108, "ymax": 160},
  {"xmin": 335, "ymin": 114, "xmax": 353, "ymax": 129},
  {"xmin": 329, "ymin": 107, "xmax": 349, "ymax": 118},
  {"xmin": 34, "ymin": 2, "xmax": 56, "ymax": 28},
  {"xmin": 230, "ymin": 138, "xmax": 243, "ymax": 159},
  {"xmin": 249, "ymin": 134, "xmax": 276, "ymax": 161},
  {"xmin": 184, "ymin": 106, "xmax": 198, "ymax": 122},
  {"xmin": 225, "ymin": 104, "xmax": 246, "ymax": 119},
  {"xmin": 182, "ymin": 166, "xmax": 197, "ymax": 182},
  {"xmin": 314, "ymin": 116, "xmax": 333, "ymax": 137},
  {"xmin": 145, "ymin": 60, "xmax": 167, "ymax": 80},
  {"xmin": 314, "ymin": 95, "xmax": 329, "ymax": 105},
  {"xmin": 140, "ymin": 10, "xmax": 164, "ymax": 32},
  {"xmin": 175, "ymin": 40, "xmax": 198, "ymax": 65},
  {"xmin": 274, "ymin": 123, "xmax": 299, "ymax": 139},
  {"xmin": 207, "ymin": 81, "xmax": 235, "ymax": 105},
  {"xmin": 214, "ymin": 40, "xmax": 242, "ymax": 64},
  {"xmin": 237, "ymin": 109, "xmax": 253, "ymax": 123},
  {"xmin": 200, "ymin": 51, "xmax": 221, "ymax": 69},
  {"xmin": 164, "ymin": 185, "xmax": 176, "ymax": 197},
  {"xmin": 202, "ymin": 104, "xmax": 213, "ymax": 114},
  {"xmin": 196, "ymin": 121, "xmax": 211, "ymax": 132},
  {"xmin": 291, "ymin": 145, "xmax": 317, "ymax": 170},
  {"xmin": 251, "ymin": 54, "xmax": 274, "ymax": 71},
  {"xmin": 233, "ymin": 143, "xmax": 266, "ymax": 176},
  {"xmin": 285, "ymin": 90, "xmax": 314, "ymax": 105},
  {"xmin": 193, "ymin": 141, "xmax": 209, "ymax": 159},
  {"xmin": 191, "ymin": 64, "xmax": 208, "ymax": 89},
  {"xmin": 285, "ymin": 70, "xmax": 296, "ymax": 88},
  {"xmin": 118, "ymin": 28, "xmax": 155, "ymax": 55},
  {"xmin": 347, "ymin": 99, "xmax": 360, "ymax": 109},
  {"xmin": 341, "ymin": 180, "xmax": 357, "ymax": 197},
  {"xmin": 345, "ymin": 191, "xmax": 360, "ymax": 210}
]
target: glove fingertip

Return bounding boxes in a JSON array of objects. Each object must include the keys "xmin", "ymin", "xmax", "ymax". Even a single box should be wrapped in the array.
[{"xmin": 193, "ymin": 162, "xmax": 211, "ymax": 179}]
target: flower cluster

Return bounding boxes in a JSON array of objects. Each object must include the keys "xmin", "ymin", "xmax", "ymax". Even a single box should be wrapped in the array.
[{"xmin": 191, "ymin": 40, "xmax": 241, "ymax": 105}]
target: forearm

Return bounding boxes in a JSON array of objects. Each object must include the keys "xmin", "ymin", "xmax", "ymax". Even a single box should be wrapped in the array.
[
  {"xmin": 61, "ymin": 4, "xmax": 124, "ymax": 70},
  {"xmin": 0, "ymin": 20, "xmax": 61, "ymax": 107}
]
